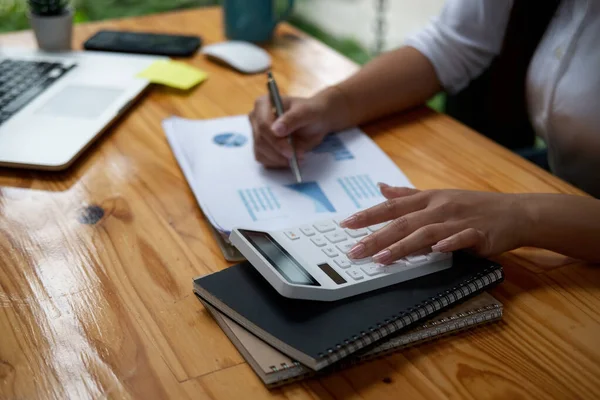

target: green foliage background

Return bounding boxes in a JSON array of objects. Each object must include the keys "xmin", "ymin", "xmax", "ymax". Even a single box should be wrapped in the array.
[
  {"xmin": 0, "ymin": 0, "xmax": 371, "ymax": 70},
  {"xmin": 0, "ymin": 0, "xmax": 218, "ymax": 32},
  {"xmin": 0, "ymin": 0, "xmax": 444, "ymax": 111}
]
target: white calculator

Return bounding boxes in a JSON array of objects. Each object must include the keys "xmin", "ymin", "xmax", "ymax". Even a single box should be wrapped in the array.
[{"xmin": 229, "ymin": 219, "xmax": 453, "ymax": 301}]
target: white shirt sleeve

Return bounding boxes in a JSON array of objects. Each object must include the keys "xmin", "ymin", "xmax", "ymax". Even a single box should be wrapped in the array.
[{"xmin": 404, "ymin": 0, "xmax": 515, "ymax": 94}]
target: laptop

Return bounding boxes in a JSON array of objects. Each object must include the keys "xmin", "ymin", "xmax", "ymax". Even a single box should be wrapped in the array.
[{"xmin": 0, "ymin": 47, "xmax": 165, "ymax": 170}]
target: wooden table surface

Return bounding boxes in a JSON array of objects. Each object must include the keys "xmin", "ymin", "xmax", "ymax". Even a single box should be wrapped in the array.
[{"xmin": 1, "ymin": 7, "xmax": 599, "ymax": 400}]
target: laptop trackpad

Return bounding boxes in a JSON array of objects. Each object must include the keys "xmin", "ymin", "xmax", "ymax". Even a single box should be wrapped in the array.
[{"xmin": 35, "ymin": 85, "xmax": 124, "ymax": 119}]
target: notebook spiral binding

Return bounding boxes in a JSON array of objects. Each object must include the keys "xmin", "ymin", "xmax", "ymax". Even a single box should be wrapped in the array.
[
  {"xmin": 317, "ymin": 265, "xmax": 504, "ymax": 367},
  {"xmin": 367, "ymin": 303, "xmax": 502, "ymax": 353},
  {"xmin": 269, "ymin": 361, "xmax": 302, "ymax": 372},
  {"xmin": 266, "ymin": 302, "xmax": 503, "ymax": 375}
]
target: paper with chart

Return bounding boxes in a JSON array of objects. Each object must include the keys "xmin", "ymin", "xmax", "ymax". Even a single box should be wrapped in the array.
[{"xmin": 163, "ymin": 115, "xmax": 413, "ymax": 235}]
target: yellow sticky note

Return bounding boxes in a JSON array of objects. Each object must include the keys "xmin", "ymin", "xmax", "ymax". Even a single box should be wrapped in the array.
[{"xmin": 138, "ymin": 60, "xmax": 208, "ymax": 90}]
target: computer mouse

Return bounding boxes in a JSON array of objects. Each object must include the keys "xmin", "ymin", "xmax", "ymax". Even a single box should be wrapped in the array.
[{"xmin": 202, "ymin": 41, "xmax": 271, "ymax": 74}]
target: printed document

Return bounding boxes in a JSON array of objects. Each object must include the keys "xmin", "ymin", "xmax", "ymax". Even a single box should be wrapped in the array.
[{"xmin": 163, "ymin": 115, "xmax": 413, "ymax": 235}]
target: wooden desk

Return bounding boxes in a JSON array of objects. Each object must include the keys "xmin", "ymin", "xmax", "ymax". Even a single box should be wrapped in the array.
[{"xmin": 1, "ymin": 7, "xmax": 598, "ymax": 400}]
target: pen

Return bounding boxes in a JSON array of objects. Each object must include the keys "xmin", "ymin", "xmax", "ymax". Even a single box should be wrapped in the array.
[{"xmin": 267, "ymin": 71, "xmax": 302, "ymax": 183}]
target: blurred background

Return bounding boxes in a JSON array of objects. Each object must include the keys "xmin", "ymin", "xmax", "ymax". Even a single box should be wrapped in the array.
[{"xmin": 0, "ymin": 0, "xmax": 445, "ymax": 108}]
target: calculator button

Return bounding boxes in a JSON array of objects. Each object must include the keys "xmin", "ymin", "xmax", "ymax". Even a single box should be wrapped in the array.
[
  {"xmin": 368, "ymin": 223, "xmax": 387, "ymax": 232},
  {"xmin": 406, "ymin": 259, "xmax": 428, "ymax": 267},
  {"xmin": 313, "ymin": 221, "xmax": 336, "ymax": 233},
  {"xmin": 391, "ymin": 258, "xmax": 409, "ymax": 267},
  {"xmin": 311, "ymin": 237, "xmax": 327, "ymax": 247},
  {"xmin": 345, "ymin": 228, "xmax": 368, "ymax": 238},
  {"xmin": 351, "ymin": 257, "xmax": 373, "ymax": 265},
  {"xmin": 406, "ymin": 254, "xmax": 428, "ymax": 266},
  {"xmin": 299, "ymin": 226, "xmax": 316, "ymax": 236},
  {"xmin": 284, "ymin": 230, "xmax": 300, "ymax": 240},
  {"xmin": 384, "ymin": 260, "xmax": 410, "ymax": 272},
  {"xmin": 334, "ymin": 258, "xmax": 352, "ymax": 269},
  {"xmin": 334, "ymin": 218, "xmax": 347, "ymax": 226},
  {"xmin": 325, "ymin": 231, "xmax": 347, "ymax": 243},
  {"xmin": 346, "ymin": 269, "xmax": 364, "ymax": 281},
  {"xmin": 322, "ymin": 246, "xmax": 339, "ymax": 257},
  {"xmin": 361, "ymin": 265, "xmax": 385, "ymax": 276},
  {"xmin": 336, "ymin": 242, "xmax": 355, "ymax": 254},
  {"xmin": 427, "ymin": 251, "xmax": 452, "ymax": 262},
  {"xmin": 406, "ymin": 254, "xmax": 428, "ymax": 262}
]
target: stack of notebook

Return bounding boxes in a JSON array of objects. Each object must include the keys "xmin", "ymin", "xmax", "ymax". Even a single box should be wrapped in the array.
[{"xmin": 194, "ymin": 252, "xmax": 504, "ymax": 387}]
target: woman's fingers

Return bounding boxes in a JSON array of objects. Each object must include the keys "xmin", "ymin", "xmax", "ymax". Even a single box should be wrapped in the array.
[
  {"xmin": 254, "ymin": 95, "xmax": 291, "ymax": 128},
  {"xmin": 295, "ymin": 129, "xmax": 327, "ymax": 155},
  {"xmin": 252, "ymin": 95, "xmax": 275, "ymax": 126},
  {"xmin": 431, "ymin": 228, "xmax": 486, "ymax": 253},
  {"xmin": 271, "ymin": 102, "xmax": 311, "ymax": 137},
  {"xmin": 341, "ymin": 192, "xmax": 427, "ymax": 229},
  {"xmin": 257, "ymin": 122, "xmax": 294, "ymax": 159},
  {"xmin": 347, "ymin": 210, "xmax": 440, "ymax": 259},
  {"xmin": 379, "ymin": 184, "xmax": 420, "ymax": 199},
  {"xmin": 251, "ymin": 116, "xmax": 289, "ymax": 167},
  {"xmin": 372, "ymin": 223, "xmax": 455, "ymax": 264},
  {"xmin": 251, "ymin": 95, "xmax": 295, "ymax": 165},
  {"xmin": 339, "ymin": 188, "xmax": 518, "ymax": 263},
  {"xmin": 254, "ymin": 142, "xmax": 290, "ymax": 167},
  {"xmin": 369, "ymin": 227, "xmax": 487, "ymax": 265}
]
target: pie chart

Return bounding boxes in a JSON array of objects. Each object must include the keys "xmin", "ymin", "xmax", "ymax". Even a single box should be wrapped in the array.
[{"xmin": 213, "ymin": 133, "xmax": 247, "ymax": 147}]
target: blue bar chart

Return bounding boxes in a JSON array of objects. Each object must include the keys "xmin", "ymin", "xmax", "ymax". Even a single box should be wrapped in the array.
[
  {"xmin": 337, "ymin": 174, "xmax": 382, "ymax": 208},
  {"xmin": 237, "ymin": 187, "xmax": 282, "ymax": 221}
]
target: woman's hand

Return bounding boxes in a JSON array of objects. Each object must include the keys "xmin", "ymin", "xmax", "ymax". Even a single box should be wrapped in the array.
[
  {"xmin": 248, "ymin": 88, "xmax": 350, "ymax": 168},
  {"xmin": 340, "ymin": 184, "xmax": 530, "ymax": 264}
]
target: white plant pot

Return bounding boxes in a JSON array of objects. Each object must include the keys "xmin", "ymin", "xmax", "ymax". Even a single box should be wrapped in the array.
[{"xmin": 29, "ymin": 8, "xmax": 73, "ymax": 52}]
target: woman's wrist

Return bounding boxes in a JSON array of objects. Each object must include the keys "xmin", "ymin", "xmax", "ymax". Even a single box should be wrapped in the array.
[
  {"xmin": 513, "ymin": 193, "xmax": 542, "ymax": 248},
  {"xmin": 511, "ymin": 193, "xmax": 600, "ymax": 262},
  {"xmin": 314, "ymin": 84, "xmax": 355, "ymax": 132}
]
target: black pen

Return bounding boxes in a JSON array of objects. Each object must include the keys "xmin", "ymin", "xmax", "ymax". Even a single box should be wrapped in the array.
[{"xmin": 267, "ymin": 71, "xmax": 302, "ymax": 183}]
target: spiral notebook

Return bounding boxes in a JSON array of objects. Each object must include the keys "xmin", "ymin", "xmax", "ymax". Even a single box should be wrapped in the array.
[
  {"xmin": 201, "ymin": 292, "xmax": 503, "ymax": 387},
  {"xmin": 193, "ymin": 252, "xmax": 504, "ymax": 371}
]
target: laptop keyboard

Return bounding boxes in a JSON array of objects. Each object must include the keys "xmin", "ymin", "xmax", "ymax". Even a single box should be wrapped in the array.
[{"xmin": 0, "ymin": 59, "xmax": 76, "ymax": 126}]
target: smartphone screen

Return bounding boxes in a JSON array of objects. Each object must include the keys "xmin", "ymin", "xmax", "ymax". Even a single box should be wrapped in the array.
[{"xmin": 84, "ymin": 30, "xmax": 202, "ymax": 57}]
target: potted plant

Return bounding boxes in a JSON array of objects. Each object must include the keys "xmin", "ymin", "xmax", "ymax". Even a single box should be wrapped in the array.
[{"xmin": 28, "ymin": 0, "xmax": 73, "ymax": 51}]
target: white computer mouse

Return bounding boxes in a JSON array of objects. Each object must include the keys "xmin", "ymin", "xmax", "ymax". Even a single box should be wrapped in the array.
[{"xmin": 202, "ymin": 41, "xmax": 272, "ymax": 74}]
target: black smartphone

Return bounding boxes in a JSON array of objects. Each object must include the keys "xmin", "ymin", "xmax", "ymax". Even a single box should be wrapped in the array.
[{"xmin": 83, "ymin": 30, "xmax": 202, "ymax": 57}]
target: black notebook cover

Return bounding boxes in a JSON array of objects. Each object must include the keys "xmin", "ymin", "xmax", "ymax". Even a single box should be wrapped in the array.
[{"xmin": 194, "ymin": 252, "xmax": 503, "ymax": 370}]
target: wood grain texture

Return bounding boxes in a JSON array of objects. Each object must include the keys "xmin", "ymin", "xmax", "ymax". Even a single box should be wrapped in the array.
[{"xmin": 0, "ymin": 7, "xmax": 598, "ymax": 400}]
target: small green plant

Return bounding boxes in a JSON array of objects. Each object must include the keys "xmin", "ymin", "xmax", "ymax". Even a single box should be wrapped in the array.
[{"xmin": 28, "ymin": 0, "xmax": 70, "ymax": 17}]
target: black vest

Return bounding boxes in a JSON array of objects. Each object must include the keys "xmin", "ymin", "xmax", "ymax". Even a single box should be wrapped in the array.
[{"xmin": 446, "ymin": 0, "xmax": 561, "ymax": 150}]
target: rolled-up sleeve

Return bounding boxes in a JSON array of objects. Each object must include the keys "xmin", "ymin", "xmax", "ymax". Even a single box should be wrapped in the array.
[{"xmin": 404, "ymin": 0, "xmax": 514, "ymax": 93}]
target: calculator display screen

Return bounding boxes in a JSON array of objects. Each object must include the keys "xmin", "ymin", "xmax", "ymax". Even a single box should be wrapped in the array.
[{"xmin": 240, "ymin": 230, "xmax": 320, "ymax": 286}]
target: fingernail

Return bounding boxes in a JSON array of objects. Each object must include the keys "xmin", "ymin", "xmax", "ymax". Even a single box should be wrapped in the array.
[
  {"xmin": 432, "ymin": 239, "xmax": 450, "ymax": 253},
  {"xmin": 373, "ymin": 249, "xmax": 391, "ymax": 264},
  {"xmin": 339, "ymin": 215, "xmax": 357, "ymax": 228},
  {"xmin": 347, "ymin": 242, "xmax": 365, "ymax": 259},
  {"xmin": 377, "ymin": 182, "xmax": 390, "ymax": 190},
  {"xmin": 282, "ymin": 148, "xmax": 293, "ymax": 159},
  {"xmin": 271, "ymin": 121, "xmax": 285, "ymax": 137}
]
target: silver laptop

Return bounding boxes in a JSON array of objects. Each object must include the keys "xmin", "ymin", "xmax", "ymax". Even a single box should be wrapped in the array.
[{"xmin": 0, "ymin": 47, "xmax": 165, "ymax": 170}]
